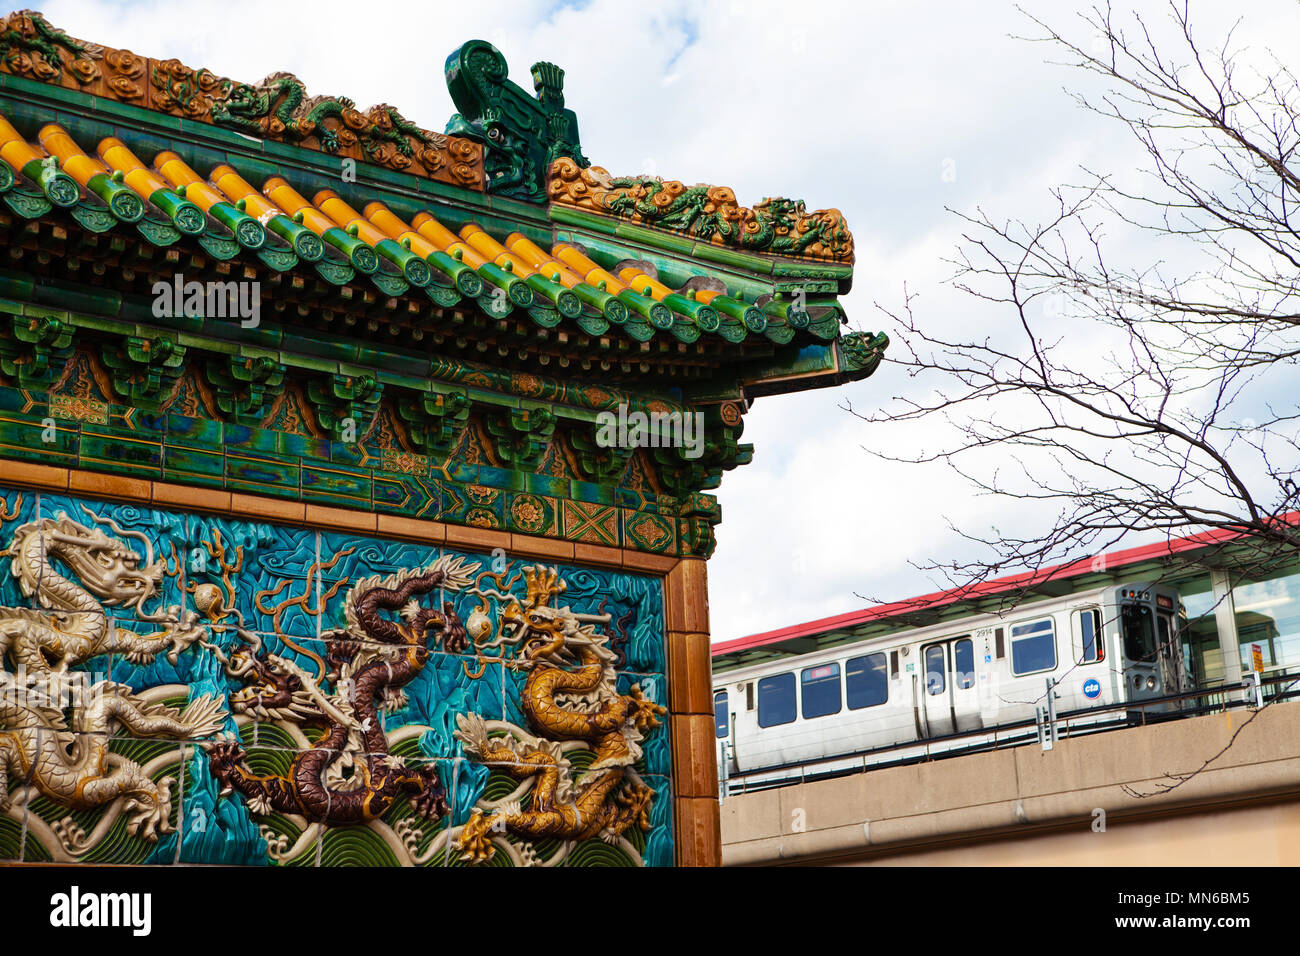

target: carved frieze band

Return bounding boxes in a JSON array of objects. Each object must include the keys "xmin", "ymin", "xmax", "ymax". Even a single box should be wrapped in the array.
[
  {"xmin": 0, "ymin": 11, "xmax": 484, "ymax": 188},
  {"xmin": 548, "ymin": 158, "xmax": 855, "ymax": 263}
]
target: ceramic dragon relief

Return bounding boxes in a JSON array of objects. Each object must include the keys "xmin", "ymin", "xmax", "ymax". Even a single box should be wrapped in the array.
[
  {"xmin": 451, "ymin": 566, "xmax": 664, "ymax": 863},
  {"xmin": 202, "ymin": 556, "xmax": 667, "ymax": 866},
  {"xmin": 203, "ymin": 557, "xmax": 476, "ymax": 832},
  {"xmin": 0, "ymin": 490, "xmax": 672, "ymax": 866},
  {"xmin": 0, "ymin": 504, "xmax": 223, "ymax": 855}
]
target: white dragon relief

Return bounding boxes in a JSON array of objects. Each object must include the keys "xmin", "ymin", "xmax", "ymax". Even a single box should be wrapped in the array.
[{"xmin": 0, "ymin": 508, "xmax": 224, "ymax": 845}]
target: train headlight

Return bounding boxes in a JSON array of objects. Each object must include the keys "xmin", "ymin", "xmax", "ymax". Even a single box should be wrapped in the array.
[
  {"xmin": 1134, "ymin": 675, "xmax": 1143, "ymax": 689},
  {"xmin": 1146, "ymin": 676, "xmax": 1156, "ymax": 690}
]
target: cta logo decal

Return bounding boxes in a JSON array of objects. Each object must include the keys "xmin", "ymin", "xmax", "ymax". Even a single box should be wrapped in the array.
[{"xmin": 1082, "ymin": 678, "xmax": 1102, "ymax": 699}]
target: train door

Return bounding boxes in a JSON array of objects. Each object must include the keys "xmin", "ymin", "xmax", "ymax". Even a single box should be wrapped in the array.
[
  {"xmin": 919, "ymin": 636, "xmax": 981, "ymax": 737},
  {"xmin": 1154, "ymin": 592, "xmax": 1191, "ymax": 697}
]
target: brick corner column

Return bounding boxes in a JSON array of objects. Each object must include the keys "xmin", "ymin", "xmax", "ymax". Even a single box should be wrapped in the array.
[{"xmin": 665, "ymin": 556, "xmax": 721, "ymax": 866}]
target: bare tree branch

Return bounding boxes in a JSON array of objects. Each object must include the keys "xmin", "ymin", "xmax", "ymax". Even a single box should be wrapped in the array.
[{"xmin": 852, "ymin": 3, "xmax": 1300, "ymax": 608}]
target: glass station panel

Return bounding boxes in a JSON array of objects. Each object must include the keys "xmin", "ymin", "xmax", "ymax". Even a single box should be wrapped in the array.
[{"xmin": 1232, "ymin": 565, "xmax": 1300, "ymax": 677}]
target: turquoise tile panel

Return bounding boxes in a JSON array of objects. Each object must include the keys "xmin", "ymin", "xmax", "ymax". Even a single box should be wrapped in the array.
[{"xmin": 0, "ymin": 483, "xmax": 673, "ymax": 867}]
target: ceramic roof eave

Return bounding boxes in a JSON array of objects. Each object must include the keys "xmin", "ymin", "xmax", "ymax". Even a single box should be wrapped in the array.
[
  {"xmin": 0, "ymin": 12, "xmax": 859, "ymax": 287},
  {"xmin": 0, "ymin": 65, "xmax": 885, "ymax": 397},
  {"xmin": 0, "ymin": 72, "xmax": 857, "ymax": 299},
  {"xmin": 0, "ymin": 12, "xmax": 858, "ymax": 271},
  {"xmin": 0, "ymin": 71, "xmax": 538, "ymax": 235},
  {"xmin": 0, "ymin": 95, "xmax": 877, "ymax": 386}
]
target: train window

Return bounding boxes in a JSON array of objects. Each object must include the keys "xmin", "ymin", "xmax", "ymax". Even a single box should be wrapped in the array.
[
  {"xmin": 714, "ymin": 691, "xmax": 729, "ymax": 739},
  {"xmin": 1121, "ymin": 604, "xmax": 1157, "ymax": 662},
  {"xmin": 757, "ymin": 673, "xmax": 797, "ymax": 727},
  {"xmin": 1010, "ymin": 618, "xmax": 1056, "ymax": 675},
  {"xmin": 1078, "ymin": 608, "xmax": 1104, "ymax": 663},
  {"xmin": 890, "ymin": 650, "xmax": 899, "ymax": 679},
  {"xmin": 801, "ymin": 663, "xmax": 842, "ymax": 719},
  {"xmin": 847, "ymin": 653, "xmax": 889, "ymax": 709},
  {"xmin": 955, "ymin": 638, "xmax": 975, "ymax": 689},
  {"xmin": 924, "ymin": 645, "xmax": 946, "ymax": 695},
  {"xmin": 995, "ymin": 627, "xmax": 1005, "ymax": 659}
]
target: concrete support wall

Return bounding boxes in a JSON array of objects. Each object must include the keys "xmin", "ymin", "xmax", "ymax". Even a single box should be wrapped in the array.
[
  {"xmin": 722, "ymin": 701, "xmax": 1300, "ymax": 866},
  {"xmin": 846, "ymin": 800, "xmax": 1300, "ymax": 865}
]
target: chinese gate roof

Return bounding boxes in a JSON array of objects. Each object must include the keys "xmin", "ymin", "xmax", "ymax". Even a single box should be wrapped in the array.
[
  {"xmin": 0, "ymin": 10, "xmax": 885, "ymax": 398},
  {"xmin": 0, "ymin": 10, "xmax": 889, "ymax": 559}
]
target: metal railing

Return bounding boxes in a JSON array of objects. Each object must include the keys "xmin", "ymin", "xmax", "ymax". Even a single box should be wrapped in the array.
[{"xmin": 719, "ymin": 672, "xmax": 1300, "ymax": 797}]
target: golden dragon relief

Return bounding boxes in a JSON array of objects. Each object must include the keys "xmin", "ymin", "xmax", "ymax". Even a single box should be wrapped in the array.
[{"xmin": 452, "ymin": 565, "xmax": 665, "ymax": 864}]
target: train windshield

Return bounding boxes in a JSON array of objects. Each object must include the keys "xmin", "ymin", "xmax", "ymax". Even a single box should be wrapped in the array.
[{"xmin": 1122, "ymin": 604, "xmax": 1157, "ymax": 662}]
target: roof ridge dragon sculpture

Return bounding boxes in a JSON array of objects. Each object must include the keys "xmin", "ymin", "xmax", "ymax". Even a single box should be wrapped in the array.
[
  {"xmin": 0, "ymin": 11, "xmax": 483, "ymax": 186},
  {"xmin": 549, "ymin": 157, "xmax": 855, "ymax": 263}
]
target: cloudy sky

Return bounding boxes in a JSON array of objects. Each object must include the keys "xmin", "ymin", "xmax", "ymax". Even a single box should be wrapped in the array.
[{"xmin": 35, "ymin": 0, "xmax": 1300, "ymax": 640}]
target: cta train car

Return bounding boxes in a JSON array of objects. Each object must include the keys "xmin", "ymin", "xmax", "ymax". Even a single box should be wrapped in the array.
[{"xmin": 713, "ymin": 581, "xmax": 1191, "ymax": 786}]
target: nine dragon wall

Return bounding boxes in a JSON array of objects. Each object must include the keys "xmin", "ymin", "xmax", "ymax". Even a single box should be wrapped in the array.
[{"xmin": 0, "ymin": 487, "xmax": 673, "ymax": 866}]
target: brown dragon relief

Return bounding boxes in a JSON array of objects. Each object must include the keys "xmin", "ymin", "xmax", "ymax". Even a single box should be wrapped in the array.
[{"xmin": 204, "ymin": 557, "xmax": 475, "ymax": 826}]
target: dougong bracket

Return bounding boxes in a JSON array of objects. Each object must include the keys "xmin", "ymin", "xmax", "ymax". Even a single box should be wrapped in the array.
[
  {"xmin": 486, "ymin": 406, "xmax": 555, "ymax": 467},
  {"xmin": 396, "ymin": 387, "xmax": 471, "ymax": 453},
  {"xmin": 0, "ymin": 311, "xmax": 75, "ymax": 391},
  {"xmin": 305, "ymin": 372, "xmax": 383, "ymax": 441},
  {"xmin": 102, "ymin": 335, "xmax": 187, "ymax": 411},
  {"xmin": 205, "ymin": 354, "xmax": 286, "ymax": 425}
]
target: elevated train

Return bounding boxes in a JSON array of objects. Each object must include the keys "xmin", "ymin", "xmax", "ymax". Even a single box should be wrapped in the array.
[{"xmin": 713, "ymin": 581, "xmax": 1192, "ymax": 788}]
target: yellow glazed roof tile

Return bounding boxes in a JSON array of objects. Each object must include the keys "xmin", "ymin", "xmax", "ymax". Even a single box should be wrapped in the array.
[
  {"xmin": 0, "ymin": 111, "xmax": 839, "ymax": 348},
  {"xmin": 0, "ymin": 11, "xmax": 855, "ymax": 267}
]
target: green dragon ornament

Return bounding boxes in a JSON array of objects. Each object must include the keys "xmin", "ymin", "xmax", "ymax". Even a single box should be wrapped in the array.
[
  {"xmin": 211, "ymin": 71, "xmax": 430, "ymax": 161},
  {"xmin": 548, "ymin": 159, "xmax": 856, "ymax": 263},
  {"xmin": 444, "ymin": 40, "xmax": 587, "ymax": 202}
]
